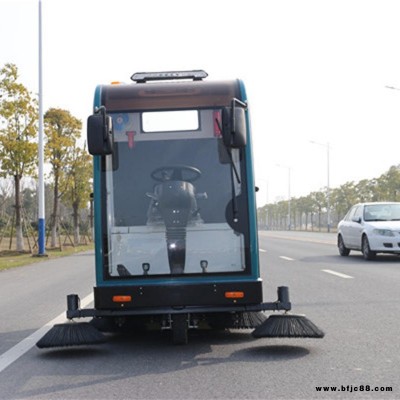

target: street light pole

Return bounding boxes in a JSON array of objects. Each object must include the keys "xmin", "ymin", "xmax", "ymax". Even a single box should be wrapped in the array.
[
  {"xmin": 310, "ymin": 141, "xmax": 331, "ymax": 232},
  {"xmin": 37, "ymin": 0, "xmax": 46, "ymax": 255}
]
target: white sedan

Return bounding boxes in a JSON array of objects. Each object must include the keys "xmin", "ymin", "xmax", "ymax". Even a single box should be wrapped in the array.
[{"xmin": 337, "ymin": 202, "xmax": 400, "ymax": 260}]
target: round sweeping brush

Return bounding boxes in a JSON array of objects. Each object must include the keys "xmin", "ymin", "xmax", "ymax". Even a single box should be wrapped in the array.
[
  {"xmin": 36, "ymin": 322, "xmax": 107, "ymax": 348},
  {"xmin": 252, "ymin": 313, "xmax": 325, "ymax": 338}
]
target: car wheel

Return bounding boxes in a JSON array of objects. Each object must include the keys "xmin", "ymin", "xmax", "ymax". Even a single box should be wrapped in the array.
[
  {"xmin": 362, "ymin": 235, "xmax": 376, "ymax": 260},
  {"xmin": 338, "ymin": 235, "xmax": 350, "ymax": 256}
]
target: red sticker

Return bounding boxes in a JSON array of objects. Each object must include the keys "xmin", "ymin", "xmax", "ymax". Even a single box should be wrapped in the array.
[{"xmin": 126, "ymin": 131, "xmax": 136, "ymax": 148}]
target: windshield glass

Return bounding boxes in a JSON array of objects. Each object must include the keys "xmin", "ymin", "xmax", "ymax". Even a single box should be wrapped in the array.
[
  {"xmin": 364, "ymin": 203, "xmax": 400, "ymax": 221},
  {"xmin": 102, "ymin": 109, "xmax": 247, "ymax": 278}
]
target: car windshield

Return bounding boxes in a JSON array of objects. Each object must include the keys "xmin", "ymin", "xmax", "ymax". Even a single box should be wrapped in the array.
[{"xmin": 364, "ymin": 204, "xmax": 400, "ymax": 221}]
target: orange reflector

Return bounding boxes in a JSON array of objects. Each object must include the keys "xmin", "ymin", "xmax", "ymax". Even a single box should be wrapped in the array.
[
  {"xmin": 225, "ymin": 291, "xmax": 244, "ymax": 299},
  {"xmin": 111, "ymin": 81, "xmax": 122, "ymax": 85},
  {"xmin": 112, "ymin": 295, "xmax": 132, "ymax": 303}
]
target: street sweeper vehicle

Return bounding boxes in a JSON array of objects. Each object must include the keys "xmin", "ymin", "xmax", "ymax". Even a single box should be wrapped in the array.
[{"xmin": 37, "ymin": 70, "xmax": 324, "ymax": 348}]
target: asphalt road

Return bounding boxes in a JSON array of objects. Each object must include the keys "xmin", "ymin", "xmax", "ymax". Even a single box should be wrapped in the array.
[{"xmin": 0, "ymin": 231, "xmax": 399, "ymax": 400}]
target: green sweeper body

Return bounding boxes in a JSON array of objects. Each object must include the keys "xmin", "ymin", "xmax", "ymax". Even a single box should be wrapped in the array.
[{"xmin": 37, "ymin": 71, "xmax": 324, "ymax": 348}]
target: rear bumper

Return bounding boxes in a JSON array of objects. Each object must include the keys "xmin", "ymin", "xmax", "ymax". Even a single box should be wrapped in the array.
[
  {"xmin": 66, "ymin": 283, "xmax": 292, "ymax": 319},
  {"xmin": 94, "ymin": 281, "xmax": 263, "ymax": 309}
]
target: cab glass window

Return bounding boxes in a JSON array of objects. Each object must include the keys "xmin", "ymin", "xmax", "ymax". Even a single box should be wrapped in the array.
[{"xmin": 142, "ymin": 110, "xmax": 199, "ymax": 132}]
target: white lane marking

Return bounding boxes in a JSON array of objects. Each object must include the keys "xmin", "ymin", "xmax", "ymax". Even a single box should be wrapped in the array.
[
  {"xmin": 259, "ymin": 249, "xmax": 267, "ymax": 253},
  {"xmin": 322, "ymin": 269, "xmax": 354, "ymax": 279},
  {"xmin": 0, "ymin": 293, "xmax": 94, "ymax": 374},
  {"xmin": 279, "ymin": 256, "xmax": 295, "ymax": 261}
]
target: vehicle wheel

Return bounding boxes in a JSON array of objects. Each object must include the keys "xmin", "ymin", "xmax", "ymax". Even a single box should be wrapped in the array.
[
  {"xmin": 172, "ymin": 314, "xmax": 188, "ymax": 345},
  {"xmin": 362, "ymin": 235, "xmax": 376, "ymax": 260},
  {"xmin": 338, "ymin": 235, "xmax": 350, "ymax": 256}
]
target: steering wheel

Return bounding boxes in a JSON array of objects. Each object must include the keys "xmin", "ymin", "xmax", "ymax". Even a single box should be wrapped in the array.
[{"xmin": 151, "ymin": 165, "xmax": 201, "ymax": 183}]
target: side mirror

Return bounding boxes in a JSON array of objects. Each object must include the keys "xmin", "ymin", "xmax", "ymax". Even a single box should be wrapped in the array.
[
  {"xmin": 87, "ymin": 107, "xmax": 113, "ymax": 155},
  {"xmin": 352, "ymin": 216, "xmax": 362, "ymax": 223},
  {"xmin": 222, "ymin": 98, "xmax": 247, "ymax": 148}
]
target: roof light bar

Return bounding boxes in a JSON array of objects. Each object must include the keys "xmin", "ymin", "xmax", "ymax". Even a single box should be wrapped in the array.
[{"xmin": 131, "ymin": 70, "xmax": 208, "ymax": 83}]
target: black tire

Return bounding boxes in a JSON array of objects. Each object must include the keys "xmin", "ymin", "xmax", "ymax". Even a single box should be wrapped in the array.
[
  {"xmin": 362, "ymin": 235, "xmax": 376, "ymax": 260},
  {"xmin": 338, "ymin": 235, "xmax": 350, "ymax": 256},
  {"xmin": 172, "ymin": 314, "xmax": 188, "ymax": 345}
]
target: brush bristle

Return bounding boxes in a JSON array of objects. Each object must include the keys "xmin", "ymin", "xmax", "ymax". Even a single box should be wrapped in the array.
[
  {"xmin": 208, "ymin": 312, "xmax": 267, "ymax": 330},
  {"xmin": 252, "ymin": 314, "xmax": 325, "ymax": 338},
  {"xmin": 232, "ymin": 312, "xmax": 267, "ymax": 329},
  {"xmin": 36, "ymin": 322, "xmax": 107, "ymax": 348}
]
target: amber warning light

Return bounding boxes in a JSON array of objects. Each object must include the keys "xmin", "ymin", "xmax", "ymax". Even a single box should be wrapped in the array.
[
  {"xmin": 225, "ymin": 291, "xmax": 245, "ymax": 299},
  {"xmin": 112, "ymin": 295, "xmax": 132, "ymax": 303}
]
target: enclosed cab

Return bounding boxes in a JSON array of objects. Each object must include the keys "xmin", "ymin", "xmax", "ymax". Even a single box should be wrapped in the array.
[{"xmin": 39, "ymin": 71, "xmax": 323, "ymax": 348}]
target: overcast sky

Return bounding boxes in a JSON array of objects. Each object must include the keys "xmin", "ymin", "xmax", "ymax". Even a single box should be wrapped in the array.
[{"xmin": 2, "ymin": 0, "xmax": 400, "ymax": 206}]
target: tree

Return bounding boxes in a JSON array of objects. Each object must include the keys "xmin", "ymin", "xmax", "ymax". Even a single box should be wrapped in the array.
[
  {"xmin": 0, "ymin": 178, "xmax": 13, "ymax": 214},
  {"xmin": 260, "ymin": 165, "xmax": 400, "ymax": 231},
  {"xmin": 309, "ymin": 191, "xmax": 326, "ymax": 231},
  {"xmin": 296, "ymin": 195, "xmax": 314, "ymax": 230},
  {"xmin": 377, "ymin": 165, "xmax": 400, "ymax": 201},
  {"xmin": 355, "ymin": 179, "xmax": 379, "ymax": 203},
  {"xmin": 62, "ymin": 143, "xmax": 92, "ymax": 245},
  {"xmin": 0, "ymin": 63, "xmax": 37, "ymax": 251},
  {"xmin": 44, "ymin": 108, "xmax": 81, "ymax": 247}
]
